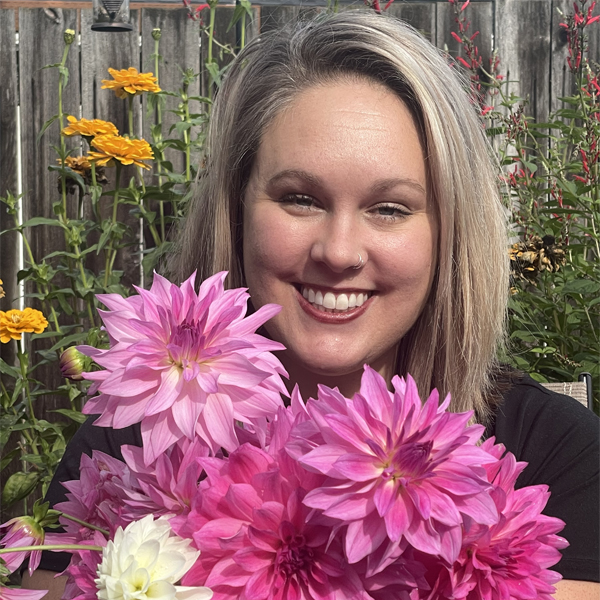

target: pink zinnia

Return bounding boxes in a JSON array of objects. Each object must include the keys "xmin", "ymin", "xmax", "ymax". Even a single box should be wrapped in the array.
[
  {"xmin": 291, "ymin": 367, "xmax": 498, "ymax": 566},
  {"xmin": 425, "ymin": 438, "xmax": 568, "ymax": 600},
  {"xmin": 80, "ymin": 271, "xmax": 288, "ymax": 463},
  {"xmin": 175, "ymin": 412, "xmax": 368, "ymax": 600}
]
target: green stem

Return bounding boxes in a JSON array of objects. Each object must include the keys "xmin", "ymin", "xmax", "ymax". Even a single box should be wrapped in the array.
[
  {"xmin": 240, "ymin": 12, "xmax": 246, "ymax": 49},
  {"xmin": 60, "ymin": 513, "xmax": 110, "ymax": 536},
  {"xmin": 104, "ymin": 162, "xmax": 122, "ymax": 287},
  {"xmin": 0, "ymin": 544, "xmax": 103, "ymax": 554},
  {"xmin": 207, "ymin": 6, "xmax": 216, "ymax": 101},
  {"xmin": 17, "ymin": 339, "xmax": 40, "ymax": 456}
]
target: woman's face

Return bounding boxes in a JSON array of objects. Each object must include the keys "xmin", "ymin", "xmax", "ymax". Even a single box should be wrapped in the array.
[{"xmin": 243, "ymin": 79, "xmax": 437, "ymax": 391}]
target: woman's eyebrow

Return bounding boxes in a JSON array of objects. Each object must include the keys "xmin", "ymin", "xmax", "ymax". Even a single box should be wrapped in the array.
[
  {"xmin": 266, "ymin": 169, "xmax": 425, "ymax": 196},
  {"xmin": 371, "ymin": 178, "xmax": 426, "ymax": 196},
  {"xmin": 266, "ymin": 169, "xmax": 323, "ymax": 188}
]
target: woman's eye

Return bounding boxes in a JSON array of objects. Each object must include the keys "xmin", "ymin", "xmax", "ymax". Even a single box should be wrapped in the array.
[
  {"xmin": 279, "ymin": 194, "xmax": 317, "ymax": 209},
  {"xmin": 372, "ymin": 203, "xmax": 410, "ymax": 220}
]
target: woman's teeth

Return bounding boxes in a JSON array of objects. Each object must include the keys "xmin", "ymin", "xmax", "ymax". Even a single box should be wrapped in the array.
[{"xmin": 301, "ymin": 286, "xmax": 370, "ymax": 312}]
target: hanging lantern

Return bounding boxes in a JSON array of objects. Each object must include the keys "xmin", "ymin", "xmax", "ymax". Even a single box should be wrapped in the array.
[{"xmin": 91, "ymin": 0, "xmax": 133, "ymax": 32}]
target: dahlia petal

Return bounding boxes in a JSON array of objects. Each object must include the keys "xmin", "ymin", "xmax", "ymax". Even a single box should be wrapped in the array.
[
  {"xmin": 145, "ymin": 368, "xmax": 184, "ymax": 416},
  {"xmin": 357, "ymin": 365, "xmax": 393, "ymax": 423},
  {"xmin": 232, "ymin": 547, "xmax": 274, "ymax": 571},
  {"xmin": 373, "ymin": 479, "xmax": 397, "ymax": 517},
  {"xmin": 244, "ymin": 567, "xmax": 272, "ymax": 600},
  {"xmin": 345, "ymin": 513, "xmax": 388, "ymax": 563},
  {"xmin": 383, "ymin": 489, "xmax": 413, "ymax": 542},
  {"xmin": 299, "ymin": 445, "xmax": 348, "ymax": 476},
  {"xmin": 141, "ymin": 412, "xmax": 183, "ymax": 464},
  {"xmin": 201, "ymin": 393, "xmax": 237, "ymax": 452},
  {"xmin": 333, "ymin": 453, "xmax": 382, "ymax": 482}
]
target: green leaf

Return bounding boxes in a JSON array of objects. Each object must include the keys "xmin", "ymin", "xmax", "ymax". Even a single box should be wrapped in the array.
[
  {"xmin": 174, "ymin": 121, "xmax": 192, "ymax": 134},
  {"xmin": 0, "ymin": 448, "xmax": 19, "ymax": 472},
  {"xmin": 529, "ymin": 372, "xmax": 549, "ymax": 383},
  {"xmin": 0, "ymin": 358, "xmax": 21, "ymax": 379},
  {"xmin": 48, "ymin": 331, "xmax": 89, "ymax": 352},
  {"xmin": 21, "ymin": 216, "xmax": 65, "ymax": 229},
  {"xmin": 52, "ymin": 408, "xmax": 88, "ymax": 424},
  {"xmin": 36, "ymin": 114, "xmax": 59, "ymax": 145},
  {"xmin": 59, "ymin": 65, "xmax": 69, "ymax": 87},
  {"xmin": 561, "ymin": 279, "xmax": 600, "ymax": 295},
  {"xmin": 1, "ymin": 471, "xmax": 40, "ymax": 507},
  {"xmin": 205, "ymin": 61, "xmax": 222, "ymax": 87}
]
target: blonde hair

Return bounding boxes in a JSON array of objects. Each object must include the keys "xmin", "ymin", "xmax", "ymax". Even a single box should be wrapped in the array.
[{"xmin": 169, "ymin": 10, "xmax": 509, "ymax": 423}]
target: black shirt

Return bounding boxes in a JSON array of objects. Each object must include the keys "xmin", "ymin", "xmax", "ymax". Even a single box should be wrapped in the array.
[{"xmin": 39, "ymin": 375, "xmax": 600, "ymax": 581}]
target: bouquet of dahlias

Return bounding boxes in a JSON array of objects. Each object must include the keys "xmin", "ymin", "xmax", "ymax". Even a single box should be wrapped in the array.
[{"xmin": 0, "ymin": 273, "xmax": 567, "ymax": 600}]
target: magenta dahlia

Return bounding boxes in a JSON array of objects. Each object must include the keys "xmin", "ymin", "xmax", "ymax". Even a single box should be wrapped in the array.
[
  {"xmin": 291, "ymin": 367, "xmax": 499, "ymax": 566},
  {"xmin": 174, "ymin": 413, "xmax": 369, "ymax": 600},
  {"xmin": 424, "ymin": 438, "xmax": 567, "ymax": 600},
  {"xmin": 80, "ymin": 271, "xmax": 288, "ymax": 463}
]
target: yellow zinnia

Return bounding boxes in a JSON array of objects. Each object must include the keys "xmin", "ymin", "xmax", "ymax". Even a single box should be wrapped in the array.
[
  {"xmin": 101, "ymin": 67, "xmax": 161, "ymax": 99},
  {"xmin": 87, "ymin": 134, "xmax": 154, "ymax": 169},
  {"xmin": 62, "ymin": 116, "xmax": 118, "ymax": 138},
  {"xmin": 0, "ymin": 308, "xmax": 48, "ymax": 343}
]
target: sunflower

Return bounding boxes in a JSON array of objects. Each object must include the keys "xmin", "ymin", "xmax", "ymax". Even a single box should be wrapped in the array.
[
  {"xmin": 87, "ymin": 135, "xmax": 154, "ymax": 170},
  {"xmin": 62, "ymin": 116, "xmax": 118, "ymax": 138},
  {"xmin": 101, "ymin": 67, "xmax": 161, "ymax": 99},
  {"xmin": 0, "ymin": 308, "xmax": 48, "ymax": 343}
]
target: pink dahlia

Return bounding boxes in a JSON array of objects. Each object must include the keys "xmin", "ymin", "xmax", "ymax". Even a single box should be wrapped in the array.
[
  {"xmin": 120, "ymin": 437, "xmax": 209, "ymax": 519},
  {"xmin": 0, "ymin": 516, "xmax": 45, "ymax": 575},
  {"xmin": 291, "ymin": 367, "xmax": 498, "ymax": 566},
  {"xmin": 54, "ymin": 451, "xmax": 139, "ymax": 542},
  {"xmin": 80, "ymin": 271, "xmax": 288, "ymax": 463},
  {"xmin": 0, "ymin": 589, "xmax": 48, "ymax": 600},
  {"xmin": 424, "ymin": 438, "xmax": 568, "ymax": 600},
  {"xmin": 174, "ymin": 415, "xmax": 368, "ymax": 600}
]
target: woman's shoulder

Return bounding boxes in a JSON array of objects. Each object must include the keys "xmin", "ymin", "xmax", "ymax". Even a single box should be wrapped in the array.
[
  {"xmin": 488, "ymin": 371, "xmax": 600, "ymax": 581},
  {"xmin": 488, "ymin": 371, "xmax": 599, "ymax": 478}
]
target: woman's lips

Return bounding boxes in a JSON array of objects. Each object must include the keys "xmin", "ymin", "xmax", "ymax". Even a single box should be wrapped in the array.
[{"xmin": 295, "ymin": 285, "xmax": 373, "ymax": 323}]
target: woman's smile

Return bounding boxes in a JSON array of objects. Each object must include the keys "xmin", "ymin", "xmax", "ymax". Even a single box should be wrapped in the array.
[{"xmin": 242, "ymin": 78, "xmax": 437, "ymax": 396}]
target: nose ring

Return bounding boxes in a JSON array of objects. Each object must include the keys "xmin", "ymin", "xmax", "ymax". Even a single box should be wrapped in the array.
[{"xmin": 352, "ymin": 253, "xmax": 365, "ymax": 270}]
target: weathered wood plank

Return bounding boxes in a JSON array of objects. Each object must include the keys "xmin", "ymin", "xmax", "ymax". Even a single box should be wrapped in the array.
[
  {"xmin": 387, "ymin": 2, "xmax": 436, "ymax": 43},
  {"xmin": 495, "ymin": 0, "xmax": 553, "ymax": 123},
  {"xmin": 436, "ymin": 1, "xmax": 493, "ymax": 69},
  {"xmin": 141, "ymin": 8, "xmax": 201, "ymax": 179},
  {"xmin": 258, "ymin": 4, "xmax": 323, "ymax": 34},
  {"xmin": 0, "ymin": 8, "xmax": 20, "ymax": 523},
  {"xmin": 16, "ymin": 9, "xmax": 81, "ymax": 511},
  {"xmin": 80, "ymin": 8, "xmax": 142, "ymax": 288},
  {"xmin": 0, "ymin": 8, "xmax": 19, "ymax": 321}
]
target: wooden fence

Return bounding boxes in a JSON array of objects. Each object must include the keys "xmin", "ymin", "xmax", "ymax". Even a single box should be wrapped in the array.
[{"xmin": 0, "ymin": 0, "xmax": 598, "ymax": 515}]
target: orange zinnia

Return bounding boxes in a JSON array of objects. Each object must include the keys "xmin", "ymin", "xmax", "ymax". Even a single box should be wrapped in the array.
[
  {"xmin": 87, "ymin": 134, "xmax": 154, "ymax": 169},
  {"xmin": 0, "ymin": 308, "xmax": 48, "ymax": 343},
  {"xmin": 62, "ymin": 156, "xmax": 93, "ymax": 174},
  {"xmin": 62, "ymin": 116, "xmax": 118, "ymax": 138},
  {"xmin": 101, "ymin": 67, "xmax": 161, "ymax": 99}
]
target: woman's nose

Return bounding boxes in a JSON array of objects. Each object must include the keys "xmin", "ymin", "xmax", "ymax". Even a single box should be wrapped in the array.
[{"xmin": 309, "ymin": 214, "xmax": 364, "ymax": 273}]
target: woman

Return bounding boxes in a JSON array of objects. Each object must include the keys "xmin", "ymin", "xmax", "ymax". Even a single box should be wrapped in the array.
[{"xmin": 27, "ymin": 10, "xmax": 599, "ymax": 599}]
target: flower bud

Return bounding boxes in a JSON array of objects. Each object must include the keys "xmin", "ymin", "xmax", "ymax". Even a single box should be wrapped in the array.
[
  {"xmin": 64, "ymin": 29, "xmax": 75, "ymax": 45},
  {"xmin": 59, "ymin": 346, "xmax": 89, "ymax": 381},
  {"xmin": 152, "ymin": 27, "xmax": 161, "ymax": 40}
]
